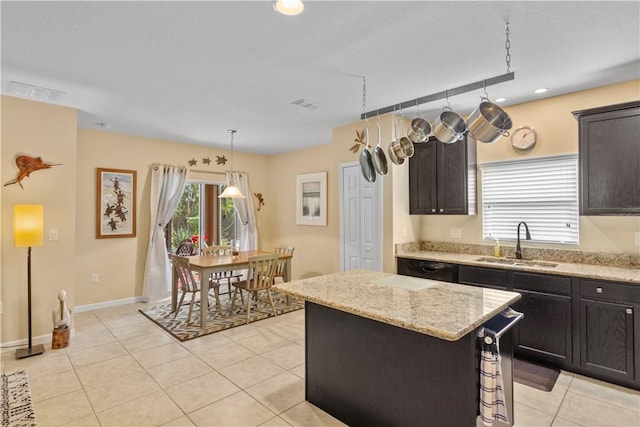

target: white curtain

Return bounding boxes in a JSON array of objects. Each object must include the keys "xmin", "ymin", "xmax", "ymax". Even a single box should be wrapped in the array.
[
  {"xmin": 141, "ymin": 164, "xmax": 187, "ymax": 302},
  {"xmin": 227, "ymin": 171, "xmax": 258, "ymax": 251}
]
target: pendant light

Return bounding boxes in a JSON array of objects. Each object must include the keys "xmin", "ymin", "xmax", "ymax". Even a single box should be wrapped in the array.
[{"xmin": 218, "ymin": 129, "xmax": 246, "ymax": 199}]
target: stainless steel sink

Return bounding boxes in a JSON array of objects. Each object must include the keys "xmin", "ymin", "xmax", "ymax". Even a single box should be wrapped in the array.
[{"xmin": 475, "ymin": 257, "xmax": 558, "ymax": 268}]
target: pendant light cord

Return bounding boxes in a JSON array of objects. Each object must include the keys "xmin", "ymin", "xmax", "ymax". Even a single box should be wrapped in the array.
[{"xmin": 228, "ymin": 129, "xmax": 236, "ymax": 184}]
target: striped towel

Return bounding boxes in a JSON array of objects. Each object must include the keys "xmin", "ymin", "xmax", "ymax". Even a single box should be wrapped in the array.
[{"xmin": 479, "ymin": 344, "xmax": 509, "ymax": 426}]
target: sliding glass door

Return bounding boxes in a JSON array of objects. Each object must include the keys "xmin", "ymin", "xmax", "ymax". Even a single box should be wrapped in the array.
[{"xmin": 166, "ymin": 181, "xmax": 238, "ymax": 254}]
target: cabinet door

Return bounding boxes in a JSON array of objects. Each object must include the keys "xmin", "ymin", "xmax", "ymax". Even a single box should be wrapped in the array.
[
  {"xmin": 577, "ymin": 103, "xmax": 640, "ymax": 215},
  {"xmin": 580, "ymin": 299, "xmax": 634, "ymax": 381},
  {"xmin": 513, "ymin": 290, "xmax": 572, "ymax": 364},
  {"xmin": 409, "ymin": 140, "xmax": 437, "ymax": 214},
  {"xmin": 437, "ymin": 137, "xmax": 469, "ymax": 214}
]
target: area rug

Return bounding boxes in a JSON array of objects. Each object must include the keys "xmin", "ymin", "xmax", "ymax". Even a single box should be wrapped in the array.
[
  {"xmin": 1, "ymin": 370, "xmax": 37, "ymax": 427},
  {"xmin": 514, "ymin": 358, "xmax": 560, "ymax": 392},
  {"xmin": 140, "ymin": 292, "xmax": 304, "ymax": 342}
]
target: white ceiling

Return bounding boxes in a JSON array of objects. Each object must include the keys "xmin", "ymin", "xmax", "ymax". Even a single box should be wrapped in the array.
[{"xmin": 2, "ymin": 1, "xmax": 639, "ymax": 155}]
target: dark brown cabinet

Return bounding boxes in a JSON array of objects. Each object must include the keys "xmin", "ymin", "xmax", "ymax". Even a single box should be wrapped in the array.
[
  {"xmin": 578, "ymin": 278, "xmax": 639, "ymax": 383},
  {"xmin": 409, "ymin": 136, "xmax": 476, "ymax": 215},
  {"xmin": 511, "ymin": 272, "xmax": 573, "ymax": 365},
  {"xmin": 572, "ymin": 101, "xmax": 640, "ymax": 215},
  {"xmin": 458, "ymin": 265, "xmax": 507, "ymax": 289}
]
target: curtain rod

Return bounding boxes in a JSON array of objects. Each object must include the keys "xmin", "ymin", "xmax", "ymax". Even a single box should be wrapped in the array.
[
  {"xmin": 188, "ymin": 169, "xmax": 248, "ymax": 175},
  {"xmin": 360, "ymin": 72, "xmax": 515, "ymax": 119}
]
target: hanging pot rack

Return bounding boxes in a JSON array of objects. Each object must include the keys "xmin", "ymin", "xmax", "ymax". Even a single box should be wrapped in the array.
[{"xmin": 361, "ymin": 22, "xmax": 514, "ymax": 120}]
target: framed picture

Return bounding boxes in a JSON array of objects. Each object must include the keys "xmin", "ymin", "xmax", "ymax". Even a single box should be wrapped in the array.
[
  {"xmin": 96, "ymin": 168, "xmax": 137, "ymax": 238},
  {"xmin": 296, "ymin": 172, "xmax": 327, "ymax": 226}
]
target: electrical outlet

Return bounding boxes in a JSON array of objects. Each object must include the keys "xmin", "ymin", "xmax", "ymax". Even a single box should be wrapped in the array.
[
  {"xmin": 91, "ymin": 273, "xmax": 100, "ymax": 283},
  {"xmin": 49, "ymin": 229, "xmax": 59, "ymax": 241},
  {"xmin": 450, "ymin": 228, "xmax": 462, "ymax": 239}
]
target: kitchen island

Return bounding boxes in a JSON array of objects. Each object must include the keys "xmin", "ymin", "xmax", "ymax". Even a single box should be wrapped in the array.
[{"xmin": 273, "ymin": 270, "xmax": 522, "ymax": 427}]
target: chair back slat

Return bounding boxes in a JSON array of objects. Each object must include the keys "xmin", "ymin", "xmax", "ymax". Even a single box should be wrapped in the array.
[
  {"xmin": 245, "ymin": 254, "xmax": 279, "ymax": 291},
  {"xmin": 171, "ymin": 255, "xmax": 199, "ymax": 292}
]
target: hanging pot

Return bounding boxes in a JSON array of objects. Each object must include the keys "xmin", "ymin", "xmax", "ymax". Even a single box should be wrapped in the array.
[
  {"xmin": 397, "ymin": 115, "xmax": 414, "ymax": 157},
  {"xmin": 372, "ymin": 121, "xmax": 388, "ymax": 176},
  {"xmin": 466, "ymin": 98, "xmax": 512, "ymax": 143},
  {"xmin": 432, "ymin": 108, "xmax": 467, "ymax": 144},
  {"xmin": 407, "ymin": 115, "xmax": 431, "ymax": 143},
  {"xmin": 388, "ymin": 115, "xmax": 405, "ymax": 165},
  {"xmin": 359, "ymin": 127, "xmax": 376, "ymax": 182}
]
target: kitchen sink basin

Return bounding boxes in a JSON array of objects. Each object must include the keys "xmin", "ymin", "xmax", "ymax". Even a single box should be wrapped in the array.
[{"xmin": 475, "ymin": 257, "xmax": 558, "ymax": 268}]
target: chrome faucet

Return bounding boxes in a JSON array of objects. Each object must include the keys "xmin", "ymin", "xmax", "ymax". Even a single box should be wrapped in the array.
[{"xmin": 515, "ymin": 222, "xmax": 531, "ymax": 259}]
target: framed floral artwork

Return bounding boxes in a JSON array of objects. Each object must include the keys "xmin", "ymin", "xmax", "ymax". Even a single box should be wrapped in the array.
[
  {"xmin": 296, "ymin": 172, "xmax": 327, "ymax": 226},
  {"xmin": 96, "ymin": 168, "xmax": 137, "ymax": 238}
]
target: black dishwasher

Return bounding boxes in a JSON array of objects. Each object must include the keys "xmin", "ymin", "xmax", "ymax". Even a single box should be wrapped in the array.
[{"xmin": 397, "ymin": 257, "xmax": 458, "ymax": 283}]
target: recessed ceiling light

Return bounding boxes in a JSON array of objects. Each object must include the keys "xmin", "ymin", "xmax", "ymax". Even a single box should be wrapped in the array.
[
  {"xmin": 273, "ymin": 0, "xmax": 304, "ymax": 16},
  {"xmin": 291, "ymin": 98, "xmax": 320, "ymax": 110},
  {"xmin": 534, "ymin": 88, "xmax": 548, "ymax": 94},
  {"xmin": 494, "ymin": 97, "xmax": 506, "ymax": 103}
]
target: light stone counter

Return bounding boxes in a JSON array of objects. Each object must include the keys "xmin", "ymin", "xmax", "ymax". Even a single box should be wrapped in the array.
[
  {"xmin": 273, "ymin": 269, "xmax": 521, "ymax": 341},
  {"xmin": 398, "ymin": 250, "xmax": 640, "ymax": 284}
]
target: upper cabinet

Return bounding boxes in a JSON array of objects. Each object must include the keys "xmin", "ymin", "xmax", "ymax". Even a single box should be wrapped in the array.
[
  {"xmin": 409, "ymin": 136, "xmax": 477, "ymax": 215},
  {"xmin": 573, "ymin": 101, "xmax": 640, "ymax": 215}
]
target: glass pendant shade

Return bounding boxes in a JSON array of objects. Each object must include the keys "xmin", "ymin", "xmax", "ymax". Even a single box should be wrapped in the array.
[
  {"xmin": 273, "ymin": 0, "xmax": 304, "ymax": 16},
  {"xmin": 219, "ymin": 184, "xmax": 245, "ymax": 199},
  {"xmin": 219, "ymin": 129, "xmax": 246, "ymax": 199},
  {"xmin": 14, "ymin": 205, "xmax": 44, "ymax": 247}
]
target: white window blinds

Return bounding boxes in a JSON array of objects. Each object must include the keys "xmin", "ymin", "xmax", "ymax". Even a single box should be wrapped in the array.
[{"xmin": 480, "ymin": 154, "xmax": 579, "ymax": 245}]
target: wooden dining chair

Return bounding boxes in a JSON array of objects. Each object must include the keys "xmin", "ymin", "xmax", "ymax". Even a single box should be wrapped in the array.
[
  {"xmin": 200, "ymin": 245, "xmax": 243, "ymax": 300},
  {"xmin": 273, "ymin": 245, "xmax": 294, "ymax": 284},
  {"xmin": 171, "ymin": 255, "xmax": 222, "ymax": 326},
  {"xmin": 229, "ymin": 254, "xmax": 279, "ymax": 324}
]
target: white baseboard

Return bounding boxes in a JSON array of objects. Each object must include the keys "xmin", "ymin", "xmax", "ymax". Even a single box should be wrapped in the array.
[
  {"xmin": 1, "ymin": 296, "xmax": 144, "ymax": 353},
  {"xmin": 73, "ymin": 296, "xmax": 144, "ymax": 313}
]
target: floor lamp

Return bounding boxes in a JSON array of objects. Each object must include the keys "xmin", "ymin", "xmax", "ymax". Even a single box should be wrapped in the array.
[{"xmin": 14, "ymin": 204, "xmax": 46, "ymax": 359}]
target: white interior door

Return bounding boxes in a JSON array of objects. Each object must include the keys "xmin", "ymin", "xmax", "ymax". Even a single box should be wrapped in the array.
[{"xmin": 340, "ymin": 162, "xmax": 383, "ymax": 271}]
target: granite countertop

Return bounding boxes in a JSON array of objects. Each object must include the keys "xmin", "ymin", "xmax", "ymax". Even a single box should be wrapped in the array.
[
  {"xmin": 273, "ymin": 269, "xmax": 521, "ymax": 342},
  {"xmin": 397, "ymin": 250, "xmax": 640, "ymax": 284}
]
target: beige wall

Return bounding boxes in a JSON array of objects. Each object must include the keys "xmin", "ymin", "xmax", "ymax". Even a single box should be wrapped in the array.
[
  {"xmin": 418, "ymin": 80, "xmax": 640, "ymax": 254},
  {"xmin": 2, "ymin": 79, "xmax": 638, "ymax": 345},
  {"xmin": 1, "ymin": 96, "xmax": 78, "ymax": 343},
  {"xmin": 74, "ymin": 129, "xmax": 271, "ymax": 307}
]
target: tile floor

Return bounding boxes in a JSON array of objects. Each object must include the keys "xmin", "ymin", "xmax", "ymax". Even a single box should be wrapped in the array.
[{"xmin": 2, "ymin": 301, "xmax": 639, "ymax": 426}]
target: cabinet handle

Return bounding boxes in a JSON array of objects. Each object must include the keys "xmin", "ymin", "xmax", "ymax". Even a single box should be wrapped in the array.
[
  {"xmin": 431, "ymin": 209, "xmax": 436, "ymax": 213},
  {"xmin": 596, "ymin": 287, "xmax": 603, "ymax": 294},
  {"xmin": 439, "ymin": 208, "xmax": 444, "ymax": 212},
  {"xmin": 626, "ymin": 308, "xmax": 633, "ymax": 315}
]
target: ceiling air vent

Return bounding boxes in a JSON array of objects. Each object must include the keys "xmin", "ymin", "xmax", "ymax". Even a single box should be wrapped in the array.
[
  {"xmin": 9, "ymin": 81, "xmax": 65, "ymax": 102},
  {"xmin": 291, "ymin": 98, "xmax": 320, "ymax": 110}
]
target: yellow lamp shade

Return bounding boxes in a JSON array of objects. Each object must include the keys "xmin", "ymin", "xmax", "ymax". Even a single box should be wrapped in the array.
[{"xmin": 14, "ymin": 205, "xmax": 44, "ymax": 248}]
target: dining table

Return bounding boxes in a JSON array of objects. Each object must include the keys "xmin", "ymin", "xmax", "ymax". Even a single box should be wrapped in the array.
[{"xmin": 171, "ymin": 250, "xmax": 293, "ymax": 328}]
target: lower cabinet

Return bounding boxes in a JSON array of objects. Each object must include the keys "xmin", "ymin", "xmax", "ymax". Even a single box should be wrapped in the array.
[
  {"xmin": 511, "ymin": 271, "xmax": 573, "ymax": 365},
  {"xmin": 453, "ymin": 263, "xmax": 640, "ymax": 389},
  {"xmin": 578, "ymin": 278, "xmax": 639, "ymax": 384}
]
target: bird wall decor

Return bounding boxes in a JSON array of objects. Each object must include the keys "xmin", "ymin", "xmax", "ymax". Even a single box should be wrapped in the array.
[
  {"xmin": 4, "ymin": 154, "xmax": 62, "ymax": 189},
  {"xmin": 254, "ymin": 192, "xmax": 265, "ymax": 211},
  {"xmin": 350, "ymin": 129, "xmax": 366, "ymax": 153}
]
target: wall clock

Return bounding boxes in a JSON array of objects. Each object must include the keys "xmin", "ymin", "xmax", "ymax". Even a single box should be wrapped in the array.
[{"xmin": 511, "ymin": 126, "xmax": 537, "ymax": 150}]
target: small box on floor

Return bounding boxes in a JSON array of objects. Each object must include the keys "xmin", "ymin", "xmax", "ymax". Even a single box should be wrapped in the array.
[{"xmin": 52, "ymin": 325, "xmax": 70, "ymax": 349}]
